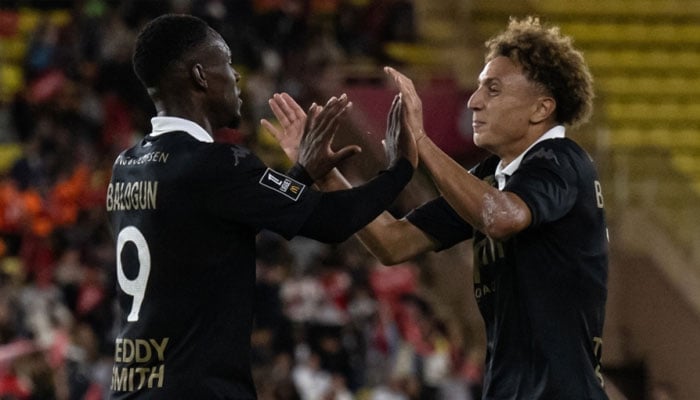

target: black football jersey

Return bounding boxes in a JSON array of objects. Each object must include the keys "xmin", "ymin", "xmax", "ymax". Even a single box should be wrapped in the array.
[
  {"xmin": 407, "ymin": 138, "xmax": 609, "ymax": 400},
  {"xmin": 107, "ymin": 130, "xmax": 320, "ymax": 399}
]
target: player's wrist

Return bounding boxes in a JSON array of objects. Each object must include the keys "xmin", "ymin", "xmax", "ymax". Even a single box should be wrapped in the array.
[
  {"xmin": 315, "ymin": 168, "xmax": 349, "ymax": 190},
  {"xmin": 287, "ymin": 163, "xmax": 314, "ymax": 185},
  {"xmin": 414, "ymin": 129, "xmax": 427, "ymax": 143}
]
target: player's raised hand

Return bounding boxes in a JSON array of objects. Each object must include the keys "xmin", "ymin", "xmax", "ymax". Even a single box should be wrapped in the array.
[
  {"xmin": 384, "ymin": 66, "xmax": 427, "ymax": 143},
  {"xmin": 261, "ymin": 92, "xmax": 307, "ymax": 163},
  {"xmin": 296, "ymin": 94, "xmax": 362, "ymax": 181},
  {"xmin": 383, "ymin": 94, "xmax": 418, "ymax": 168}
]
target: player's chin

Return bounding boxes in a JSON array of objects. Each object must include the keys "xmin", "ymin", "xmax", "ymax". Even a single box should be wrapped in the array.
[
  {"xmin": 472, "ymin": 132, "xmax": 495, "ymax": 152},
  {"xmin": 472, "ymin": 132, "xmax": 485, "ymax": 147}
]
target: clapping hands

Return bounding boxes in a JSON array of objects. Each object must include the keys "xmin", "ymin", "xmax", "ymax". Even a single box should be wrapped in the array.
[
  {"xmin": 261, "ymin": 93, "xmax": 361, "ymax": 181},
  {"xmin": 262, "ymin": 81, "xmax": 419, "ymax": 182},
  {"xmin": 383, "ymin": 93, "xmax": 418, "ymax": 168}
]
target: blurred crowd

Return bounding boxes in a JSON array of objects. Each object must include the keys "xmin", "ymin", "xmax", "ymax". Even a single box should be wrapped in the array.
[{"xmin": 0, "ymin": 0, "xmax": 481, "ymax": 399}]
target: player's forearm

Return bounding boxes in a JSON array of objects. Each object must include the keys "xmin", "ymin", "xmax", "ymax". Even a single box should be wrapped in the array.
[
  {"xmin": 314, "ymin": 165, "xmax": 434, "ymax": 263},
  {"xmin": 355, "ymin": 213, "xmax": 436, "ymax": 265},
  {"xmin": 298, "ymin": 158, "xmax": 413, "ymax": 243},
  {"xmin": 417, "ymin": 138, "xmax": 490, "ymax": 229},
  {"xmin": 417, "ymin": 137, "xmax": 526, "ymax": 239},
  {"xmin": 315, "ymin": 168, "xmax": 352, "ymax": 191}
]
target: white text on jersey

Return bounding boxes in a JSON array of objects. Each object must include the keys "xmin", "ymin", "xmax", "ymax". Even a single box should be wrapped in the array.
[
  {"xmin": 116, "ymin": 151, "xmax": 170, "ymax": 166},
  {"xmin": 107, "ymin": 181, "xmax": 159, "ymax": 211}
]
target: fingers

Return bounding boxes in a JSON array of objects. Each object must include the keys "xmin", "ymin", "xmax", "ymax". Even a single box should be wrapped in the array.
[
  {"xmin": 273, "ymin": 93, "xmax": 301, "ymax": 121},
  {"xmin": 387, "ymin": 94, "xmax": 402, "ymax": 136},
  {"xmin": 384, "ymin": 66, "xmax": 421, "ymax": 107},
  {"xmin": 386, "ymin": 94, "xmax": 398, "ymax": 127},
  {"xmin": 279, "ymin": 92, "xmax": 306, "ymax": 117},
  {"xmin": 312, "ymin": 94, "xmax": 350, "ymax": 135},
  {"xmin": 268, "ymin": 96, "xmax": 291, "ymax": 127},
  {"xmin": 392, "ymin": 94, "xmax": 402, "ymax": 125},
  {"xmin": 384, "ymin": 66, "xmax": 409, "ymax": 91},
  {"xmin": 384, "ymin": 66, "xmax": 425, "ymax": 145},
  {"xmin": 383, "ymin": 94, "xmax": 402, "ymax": 163},
  {"xmin": 303, "ymin": 93, "xmax": 349, "ymax": 129},
  {"xmin": 384, "ymin": 66, "xmax": 411, "ymax": 89},
  {"xmin": 260, "ymin": 118, "xmax": 282, "ymax": 139},
  {"xmin": 332, "ymin": 145, "xmax": 362, "ymax": 164},
  {"xmin": 268, "ymin": 92, "xmax": 307, "ymax": 129},
  {"xmin": 309, "ymin": 102, "xmax": 321, "ymax": 119}
]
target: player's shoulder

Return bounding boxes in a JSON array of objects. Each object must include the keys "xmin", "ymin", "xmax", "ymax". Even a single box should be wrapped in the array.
[
  {"xmin": 202, "ymin": 142, "xmax": 259, "ymax": 167},
  {"xmin": 524, "ymin": 138, "xmax": 593, "ymax": 168},
  {"xmin": 531, "ymin": 137, "xmax": 588, "ymax": 155}
]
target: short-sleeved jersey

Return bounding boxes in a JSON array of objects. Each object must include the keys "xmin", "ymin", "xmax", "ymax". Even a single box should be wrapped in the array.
[
  {"xmin": 407, "ymin": 138, "xmax": 609, "ymax": 400},
  {"xmin": 107, "ymin": 130, "xmax": 321, "ymax": 399}
]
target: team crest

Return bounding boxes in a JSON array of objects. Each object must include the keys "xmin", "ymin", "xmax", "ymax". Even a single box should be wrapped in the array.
[
  {"xmin": 259, "ymin": 169, "xmax": 305, "ymax": 201},
  {"xmin": 524, "ymin": 147, "xmax": 559, "ymax": 165}
]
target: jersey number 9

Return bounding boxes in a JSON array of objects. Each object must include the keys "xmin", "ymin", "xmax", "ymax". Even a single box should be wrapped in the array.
[{"xmin": 116, "ymin": 226, "xmax": 152, "ymax": 322}]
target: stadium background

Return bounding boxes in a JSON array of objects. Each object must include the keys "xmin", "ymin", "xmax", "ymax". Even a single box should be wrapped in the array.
[{"xmin": 0, "ymin": 0, "xmax": 699, "ymax": 399}]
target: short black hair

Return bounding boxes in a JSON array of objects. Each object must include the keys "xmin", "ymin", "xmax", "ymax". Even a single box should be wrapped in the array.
[{"xmin": 132, "ymin": 14, "xmax": 212, "ymax": 88}]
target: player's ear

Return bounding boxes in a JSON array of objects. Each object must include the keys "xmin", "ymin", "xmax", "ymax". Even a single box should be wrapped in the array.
[
  {"xmin": 530, "ymin": 96, "xmax": 555, "ymax": 124},
  {"xmin": 191, "ymin": 64, "xmax": 208, "ymax": 90}
]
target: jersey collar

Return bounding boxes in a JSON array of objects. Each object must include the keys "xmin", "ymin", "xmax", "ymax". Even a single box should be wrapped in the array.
[
  {"xmin": 494, "ymin": 125, "xmax": 566, "ymax": 190},
  {"xmin": 149, "ymin": 116, "xmax": 214, "ymax": 143}
]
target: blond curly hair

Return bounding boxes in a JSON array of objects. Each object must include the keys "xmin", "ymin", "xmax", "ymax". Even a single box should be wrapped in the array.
[{"xmin": 485, "ymin": 16, "xmax": 594, "ymax": 127}]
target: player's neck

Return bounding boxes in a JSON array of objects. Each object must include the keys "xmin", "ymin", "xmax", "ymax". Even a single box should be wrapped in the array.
[{"xmin": 153, "ymin": 99, "xmax": 215, "ymax": 137}]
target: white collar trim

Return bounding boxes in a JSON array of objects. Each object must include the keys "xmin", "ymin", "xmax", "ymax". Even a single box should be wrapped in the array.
[
  {"xmin": 495, "ymin": 125, "xmax": 565, "ymax": 190},
  {"xmin": 149, "ymin": 116, "xmax": 214, "ymax": 143}
]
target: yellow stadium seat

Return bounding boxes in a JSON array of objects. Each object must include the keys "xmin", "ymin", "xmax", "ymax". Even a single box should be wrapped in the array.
[
  {"xmin": 0, "ymin": 143, "xmax": 23, "ymax": 174},
  {"xmin": 17, "ymin": 8, "xmax": 41, "ymax": 35},
  {"xmin": 0, "ymin": 37, "xmax": 28, "ymax": 62},
  {"xmin": 531, "ymin": 0, "xmax": 700, "ymax": 18},
  {"xmin": 0, "ymin": 64, "xmax": 24, "ymax": 103}
]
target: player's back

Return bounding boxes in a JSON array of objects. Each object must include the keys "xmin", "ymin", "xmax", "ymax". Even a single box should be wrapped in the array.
[{"xmin": 107, "ymin": 131, "xmax": 258, "ymax": 399}]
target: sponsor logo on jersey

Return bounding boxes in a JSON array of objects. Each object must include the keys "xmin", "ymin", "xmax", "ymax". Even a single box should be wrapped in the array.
[
  {"xmin": 259, "ymin": 169, "xmax": 305, "ymax": 201},
  {"xmin": 473, "ymin": 236, "xmax": 504, "ymax": 301}
]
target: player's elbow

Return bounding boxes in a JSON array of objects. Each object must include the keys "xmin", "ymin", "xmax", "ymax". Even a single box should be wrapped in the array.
[
  {"xmin": 482, "ymin": 211, "xmax": 530, "ymax": 240},
  {"xmin": 482, "ymin": 222, "xmax": 517, "ymax": 241},
  {"xmin": 480, "ymin": 192, "xmax": 531, "ymax": 240}
]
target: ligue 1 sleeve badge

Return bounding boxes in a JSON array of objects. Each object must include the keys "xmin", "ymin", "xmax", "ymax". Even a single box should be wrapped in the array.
[{"xmin": 259, "ymin": 169, "xmax": 305, "ymax": 201}]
